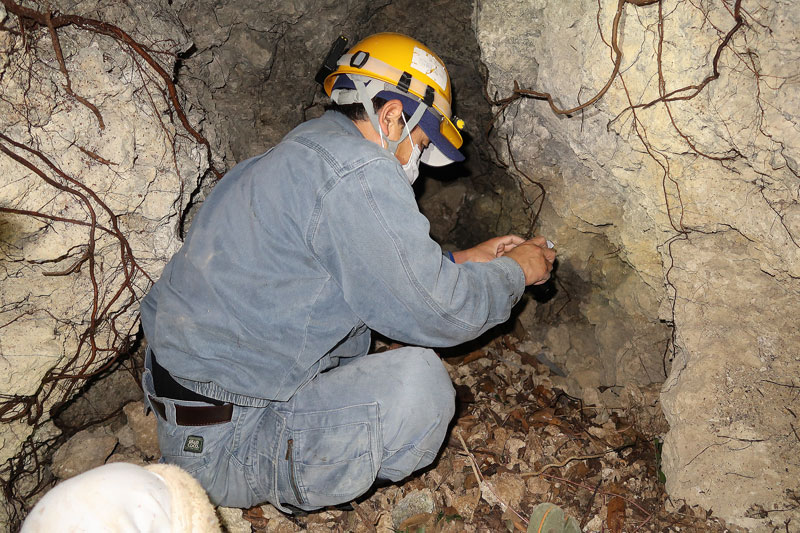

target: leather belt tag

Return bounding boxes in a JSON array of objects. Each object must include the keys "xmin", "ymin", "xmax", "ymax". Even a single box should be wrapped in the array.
[{"xmin": 184, "ymin": 435, "xmax": 204, "ymax": 453}]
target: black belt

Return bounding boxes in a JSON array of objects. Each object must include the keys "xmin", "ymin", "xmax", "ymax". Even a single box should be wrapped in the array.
[
  {"xmin": 150, "ymin": 352, "xmax": 233, "ymax": 426},
  {"xmin": 149, "ymin": 398, "xmax": 233, "ymax": 427}
]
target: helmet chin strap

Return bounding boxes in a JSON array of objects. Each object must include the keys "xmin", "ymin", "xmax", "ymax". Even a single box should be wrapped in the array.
[{"xmin": 350, "ymin": 77, "xmax": 427, "ymax": 154}]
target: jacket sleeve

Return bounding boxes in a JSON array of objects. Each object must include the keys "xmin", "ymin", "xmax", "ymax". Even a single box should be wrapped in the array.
[{"xmin": 309, "ymin": 157, "xmax": 525, "ymax": 347}]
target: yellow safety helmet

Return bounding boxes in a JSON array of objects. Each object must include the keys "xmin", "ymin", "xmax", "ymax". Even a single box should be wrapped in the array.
[{"xmin": 319, "ymin": 33, "xmax": 465, "ymax": 166}]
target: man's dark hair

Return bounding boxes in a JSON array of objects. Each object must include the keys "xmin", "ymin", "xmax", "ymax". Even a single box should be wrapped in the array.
[
  {"xmin": 326, "ymin": 96, "xmax": 411, "ymax": 122},
  {"xmin": 325, "ymin": 96, "xmax": 389, "ymax": 121}
]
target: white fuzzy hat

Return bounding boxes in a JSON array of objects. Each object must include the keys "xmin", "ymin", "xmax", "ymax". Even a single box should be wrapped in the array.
[{"xmin": 21, "ymin": 462, "xmax": 220, "ymax": 532}]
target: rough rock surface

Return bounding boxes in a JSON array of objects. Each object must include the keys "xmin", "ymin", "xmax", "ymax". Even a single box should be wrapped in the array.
[
  {"xmin": 50, "ymin": 427, "xmax": 117, "ymax": 480},
  {"xmin": 0, "ymin": 0, "xmax": 209, "ymax": 524},
  {"xmin": 391, "ymin": 489, "xmax": 435, "ymax": 529},
  {"xmin": 475, "ymin": 0, "xmax": 799, "ymax": 529},
  {"xmin": 121, "ymin": 401, "xmax": 160, "ymax": 460},
  {"xmin": 171, "ymin": 0, "xmax": 391, "ymax": 167}
]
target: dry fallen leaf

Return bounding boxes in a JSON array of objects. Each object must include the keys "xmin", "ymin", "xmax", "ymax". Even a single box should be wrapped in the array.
[
  {"xmin": 463, "ymin": 349, "xmax": 487, "ymax": 364},
  {"xmin": 508, "ymin": 407, "xmax": 530, "ymax": 431},
  {"xmin": 398, "ymin": 512, "xmax": 436, "ymax": 530},
  {"xmin": 565, "ymin": 461, "xmax": 590, "ymax": 480},
  {"xmin": 529, "ymin": 407, "xmax": 560, "ymax": 426},
  {"xmin": 606, "ymin": 494, "xmax": 626, "ymax": 533},
  {"xmin": 242, "ymin": 505, "xmax": 268, "ymax": 530}
]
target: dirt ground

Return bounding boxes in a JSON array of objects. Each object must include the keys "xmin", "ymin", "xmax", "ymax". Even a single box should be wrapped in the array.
[{"xmin": 231, "ymin": 334, "xmax": 746, "ymax": 533}]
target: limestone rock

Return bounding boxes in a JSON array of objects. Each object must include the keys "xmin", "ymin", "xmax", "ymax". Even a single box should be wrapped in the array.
[
  {"xmin": 216, "ymin": 507, "xmax": 251, "ymax": 533},
  {"xmin": 172, "ymin": 0, "xmax": 388, "ymax": 166},
  {"xmin": 123, "ymin": 401, "xmax": 161, "ymax": 460},
  {"xmin": 620, "ymin": 383, "xmax": 669, "ymax": 439},
  {"xmin": 51, "ymin": 427, "xmax": 118, "ymax": 480},
  {"xmin": 451, "ymin": 488, "xmax": 480, "ymax": 522},
  {"xmin": 661, "ymin": 232, "xmax": 800, "ymax": 531},
  {"xmin": 0, "ymin": 0, "xmax": 207, "ymax": 521},
  {"xmin": 105, "ymin": 452, "xmax": 147, "ymax": 468},
  {"xmin": 475, "ymin": 0, "xmax": 800, "ymax": 529},
  {"xmin": 526, "ymin": 476, "xmax": 550, "ymax": 497},
  {"xmin": 115, "ymin": 424, "xmax": 136, "ymax": 449}
]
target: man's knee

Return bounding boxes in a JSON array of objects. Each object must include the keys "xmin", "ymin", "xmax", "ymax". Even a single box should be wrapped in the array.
[
  {"xmin": 379, "ymin": 347, "xmax": 455, "ymax": 454},
  {"xmin": 393, "ymin": 347, "xmax": 455, "ymax": 420},
  {"xmin": 375, "ymin": 348, "xmax": 454, "ymax": 480}
]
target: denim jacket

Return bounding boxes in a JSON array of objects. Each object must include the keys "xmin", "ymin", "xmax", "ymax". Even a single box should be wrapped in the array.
[{"xmin": 140, "ymin": 111, "xmax": 525, "ymax": 406}]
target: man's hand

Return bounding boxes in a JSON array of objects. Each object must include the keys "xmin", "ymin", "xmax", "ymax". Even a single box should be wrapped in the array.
[
  {"xmin": 503, "ymin": 236, "xmax": 556, "ymax": 285},
  {"xmin": 451, "ymin": 235, "xmax": 525, "ymax": 264}
]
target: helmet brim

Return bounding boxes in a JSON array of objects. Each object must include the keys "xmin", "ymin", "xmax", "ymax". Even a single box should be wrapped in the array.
[{"xmin": 421, "ymin": 144, "xmax": 462, "ymax": 167}]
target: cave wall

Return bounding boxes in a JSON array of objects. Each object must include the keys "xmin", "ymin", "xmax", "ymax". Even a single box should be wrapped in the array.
[
  {"xmin": 171, "ymin": 0, "xmax": 395, "ymax": 168},
  {"xmin": 474, "ymin": 0, "xmax": 799, "ymax": 529},
  {"xmin": 2, "ymin": 0, "xmax": 799, "ymax": 529},
  {"xmin": 0, "ymin": 0, "xmax": 208, "ymax": 523}
]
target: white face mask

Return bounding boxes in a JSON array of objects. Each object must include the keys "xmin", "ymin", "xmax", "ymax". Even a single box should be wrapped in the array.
[
  {"xmin": 402, "ymin": 139, "xmax": 423, "ymax": 185},
  {"xmin": 400, "ymin": 115, "xmax": 422, "ymax": 185},
  {"xmin": 379, "ymin": 113, "xmax": 424, "ymax": 185}
]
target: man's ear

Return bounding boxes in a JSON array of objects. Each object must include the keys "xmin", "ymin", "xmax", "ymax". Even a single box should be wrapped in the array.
[{"xmin": 378, "ymin": 99, "xmax": 404, "ymax": 135}]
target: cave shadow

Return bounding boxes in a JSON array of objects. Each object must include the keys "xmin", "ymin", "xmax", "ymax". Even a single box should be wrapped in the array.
[{"xmin": 528, "ymin": 258, "xmax": 560, "ymax": 304}]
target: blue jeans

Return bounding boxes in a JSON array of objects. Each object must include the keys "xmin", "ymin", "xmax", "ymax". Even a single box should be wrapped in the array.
[{"xmin": 143, "ymin": 347, "xmax": 455, "ymax": 512}]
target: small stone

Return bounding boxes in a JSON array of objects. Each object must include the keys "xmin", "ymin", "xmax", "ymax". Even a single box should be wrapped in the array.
[
  {"xmin": 505, "ymin": 437, "xmax": 526, "ymax": 465},
  {"xmin": 391, "ymin": 489, "xmax": 435, "ymax": 529},
  {"xmin": 115, "ymin": 423, "xmax": 136, "ymax": 448},
  {"xmin": 216, "ymin": 507, "xmax": 250, "ymax": 533},
  {"xmin": 585, "ymin": 515, "xmax": 603, "ymax": 531}
]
